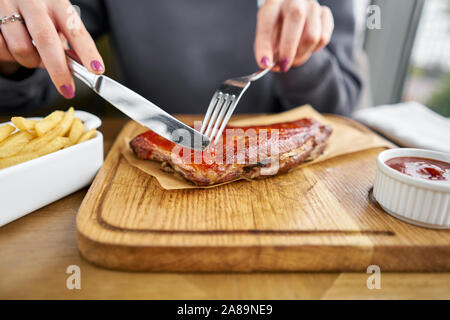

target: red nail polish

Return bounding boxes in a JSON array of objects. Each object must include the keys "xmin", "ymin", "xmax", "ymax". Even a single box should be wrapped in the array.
[
  {"xmin": 280, "ymin": 58, "xmax": 289, "ymax": 73},
  {"xmin": 60, "ymin": 84, "xmax": 74, "ymax": 99},
  {"xmin": 90, "ymin": 60, "xmax": 104, "ymax": 72},
  {"xmin": 261, "ymin": 56, "xmax": 270, "ymax": 67}
]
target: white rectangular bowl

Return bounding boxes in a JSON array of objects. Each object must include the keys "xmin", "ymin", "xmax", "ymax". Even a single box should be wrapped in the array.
[{"xmin": 0, "ymin": 111, "xmax": 103, "ymax": 226}]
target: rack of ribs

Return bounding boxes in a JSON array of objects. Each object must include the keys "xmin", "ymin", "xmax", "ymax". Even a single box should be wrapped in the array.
[{"xmin": 130, "ymin": 118, "xmax": 332, "ymax": 186}]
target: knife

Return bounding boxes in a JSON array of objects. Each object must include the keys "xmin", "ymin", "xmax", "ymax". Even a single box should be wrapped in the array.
[{"xmin": 68, "ymin": 57, "xmax": 210, "ymax": 150}]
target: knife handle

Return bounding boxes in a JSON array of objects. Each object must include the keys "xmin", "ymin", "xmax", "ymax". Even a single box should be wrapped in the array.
[{"xmin": 67, "ymin": 56, "xmax": 98, "ymax": 91}]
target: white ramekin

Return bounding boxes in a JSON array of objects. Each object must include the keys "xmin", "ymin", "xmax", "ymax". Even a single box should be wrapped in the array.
[
  {"xmin": 0, "ymin": 111, "xmax": 103, "ymax": 226},
  {"xmin": 373, "ymin": 148, "xmax": 450, "ymax": 229}
]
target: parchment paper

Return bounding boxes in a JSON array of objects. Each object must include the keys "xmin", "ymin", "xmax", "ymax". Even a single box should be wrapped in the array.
[{"xmin": 120, "ymin": 105, "xmax": 394, "ymax": 189}]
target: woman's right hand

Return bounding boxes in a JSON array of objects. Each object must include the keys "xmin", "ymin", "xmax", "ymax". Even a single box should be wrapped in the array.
[{"xmin": 0, "ymin": 0, "xmax": 104, "ymax": 98}]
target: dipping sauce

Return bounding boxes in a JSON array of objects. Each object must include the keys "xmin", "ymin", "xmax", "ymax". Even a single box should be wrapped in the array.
[{"xmin": 385, "ymin": 157, "xmax": 450, "ymax": 181}]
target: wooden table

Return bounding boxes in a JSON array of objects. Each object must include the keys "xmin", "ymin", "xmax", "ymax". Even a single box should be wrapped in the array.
[{"xmin": 1, "ymin": 118, "xmax": 449, "ymax": 299}]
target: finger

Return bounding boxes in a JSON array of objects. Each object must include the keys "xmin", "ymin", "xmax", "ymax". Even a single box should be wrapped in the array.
[
  {"xmin": 58, "ymin": 32, "xmax": 70, "ymax": 50},
  {"xmin": 254, "ymin": 0, "xmax": 282, "ymax": 68},
  {"xmin": 292, "ymin": 1, "xmax": 322, "ymax": 67},
  {"xmin": 278, "ymin": 0, "xmax": 307, "ymax": 72},
  {"xmin": 0, "ymin": 33, "xmax": 14, "ymax": 61},
  {"xmin": 19, "ymin": 1, "xmax": 75, "ymax": 99},
  {"xmin": 52, "ymin": 1, "xmax": 104, "ymax": 74},
  {"xmin": 313, "ymin": 6, "xmax": 334, "ymax": 52},
  {"xmin": 0, "ymin": 3, "xmax": 41, "ymax": 68}
]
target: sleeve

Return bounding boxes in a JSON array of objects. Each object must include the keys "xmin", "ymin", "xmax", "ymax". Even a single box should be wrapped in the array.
[
  {"xmin": 0, "ymin": 0, "xmax": 108, "ymax": 112},
  {"xmin": 273, "ymin": 0, "xmax": 362, "ymax": 116}
]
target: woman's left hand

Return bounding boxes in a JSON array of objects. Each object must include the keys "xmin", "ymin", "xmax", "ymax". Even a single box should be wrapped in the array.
[{"xmin": 254, "ymin": 0, "xmax": 334, "ymax": 72}]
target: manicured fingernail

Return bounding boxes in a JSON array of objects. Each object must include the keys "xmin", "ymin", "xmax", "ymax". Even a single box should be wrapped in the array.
[
  {"xmin": 90, "ymin": 60, "xmax": 104, "ymax": 72},
  {"xmin": 280, "ymin": 58, "xmax": 289, "ymax": 72},
  {"xmin": 261, "ymin": 56, "xmax": 270, "ymax": 67},
  {"xmin": 60, "ymin": 84, "xmax": 74, "ymax": 99}
]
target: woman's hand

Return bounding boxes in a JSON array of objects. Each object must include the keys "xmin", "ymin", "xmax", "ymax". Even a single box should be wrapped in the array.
[
  {"xmin": 0, "ymin": 0, "xmax": 104, "ymax": 98},
  {"xmin": 254, "ymin": 0, "xmax": 334, "ymax": 72}
]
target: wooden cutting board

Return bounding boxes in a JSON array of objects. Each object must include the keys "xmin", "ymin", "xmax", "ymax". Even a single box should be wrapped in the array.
[{"xmin": 76, "ymin": 115, "xmax": 450, "ymax": 272}]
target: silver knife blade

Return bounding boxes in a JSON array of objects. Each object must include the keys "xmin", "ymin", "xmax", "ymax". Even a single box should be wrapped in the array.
[{"xmin": 69, "ymin": 57, "xmax": 210, "ymax": 150}]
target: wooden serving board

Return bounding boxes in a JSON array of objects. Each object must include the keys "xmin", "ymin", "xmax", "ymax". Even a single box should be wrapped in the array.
[{"xmin": 77, "ymin": 116, "xmax": 450, "ymax": 272}]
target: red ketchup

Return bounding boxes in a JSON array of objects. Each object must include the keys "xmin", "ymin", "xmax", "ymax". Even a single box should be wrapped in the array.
[{"xmin": 385, "ymin": 157, "xmax": 450, "ymax": 181}]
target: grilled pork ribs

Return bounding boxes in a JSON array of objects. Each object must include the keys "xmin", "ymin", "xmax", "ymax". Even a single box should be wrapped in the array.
[{"xmin": 130, "ymin": 118, "xmax": 332, "ymax": 186}]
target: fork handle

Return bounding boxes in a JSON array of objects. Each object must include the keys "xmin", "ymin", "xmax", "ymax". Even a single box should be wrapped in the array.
[{"xmin": 245, "ymin": 62, "xmax": 276, "ymax": 82}]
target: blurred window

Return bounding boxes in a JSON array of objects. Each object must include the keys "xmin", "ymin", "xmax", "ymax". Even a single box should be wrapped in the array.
[
  {"xmin": 363, "ymin": 0, "xmax": 424, "ymax": 107},
  {"xmin": 403, "ymin": 0, "xmax": 450, "ymax": 117}
]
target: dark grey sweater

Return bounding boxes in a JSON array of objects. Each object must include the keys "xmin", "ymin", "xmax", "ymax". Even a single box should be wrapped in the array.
[{"xmin": 0, "ymin": 0, "xmax": 361, "ymax": 115}]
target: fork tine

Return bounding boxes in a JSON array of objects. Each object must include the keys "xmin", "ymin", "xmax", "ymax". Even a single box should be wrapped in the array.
[
  {"xmin": 204, "ymin": 93, "xmax": 225, "ymax": 137},
  {"xmin": 200, "ymin": 92, "xmax": 220, "ymax": 134},
  {"xmin": 209, "ymin": 95, "xmax": 233, "ymax": 141},
  {"xmin": 206, "ymin": 94, "xmax": 229, "ymax": 139},
  {"xmin": 213, "ymin": 98, "xmax": 237, "ymax": 144},
  {"xmin": 202, "ymin": 64, "xmax": 274, "ymax": 142}
]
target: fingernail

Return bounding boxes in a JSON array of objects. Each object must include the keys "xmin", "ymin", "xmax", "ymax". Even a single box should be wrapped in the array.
[
  {"xmin": 280, "ymin": 58, "xmax": 289, "ymax": 73},
  {"xmin": 90, "ymin": 60, "xmax": 104, "ymax": 72},
  {"xmin": 60, "ymin": 84, "xmax": 75, "ymax": 99},
  {"xmin": 261, "ymin": 56, "xmax": 270, "ymax": 67}
]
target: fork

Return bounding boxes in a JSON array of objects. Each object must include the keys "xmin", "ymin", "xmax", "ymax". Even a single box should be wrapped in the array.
[{"xmin": 200, "ymin": 62, "xmax": 275, "ymax": 143}]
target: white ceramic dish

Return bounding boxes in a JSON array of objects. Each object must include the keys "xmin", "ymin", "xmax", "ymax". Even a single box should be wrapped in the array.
[
  {"xmin": 374, "ymin": 148, "xmax": 450, "ymax": 229},
  {"xmin": 0, "ymin": 111, "xmax": 103, "ymax": 226}
]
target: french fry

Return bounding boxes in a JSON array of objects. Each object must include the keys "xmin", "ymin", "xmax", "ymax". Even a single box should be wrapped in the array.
[
  {"xmin": 37, "ymin": 136, "xmax": 69, "ymax": 156},
  {"xmin": 69, "ymin": 118, "xmax": 84, "ymax": 145},
  {"xmin": 0, "ymin": 108, "xmax": 98, "ymax": 171},
  {"xmin": 0, "ymin": 131, "xmax": 33, "ymax": 158},
  {"xmin": 0, "ymin": 137, "xmax": 68, "ymax": 170},
  {"xmin": 11, "ymin": 117, "xmax": 36, "ymax": 131},
  {"xmin": 19, "ymin": 130, "xmax": 56, "ymax": 154},
  {"xmin": 35, "ymin": 110, "xmax": 64, "ymax": 136},
  {"xmin": 0, "ymin": 152, "xmax": 38, "ymax": 170},
  {"xmin": 0, "ymin": 124, "xmax": 15, "ymax": 143},
  {"xmin": 55, "ymin": 107, "xmax": 75, "ymax": 136},
  {"xmin": 77, "ymin": 129, "xmax": 97, "ymax": 143},
  {"xmin": 19, "ymin": 108, "xmax": 74, "ymax": 154}
]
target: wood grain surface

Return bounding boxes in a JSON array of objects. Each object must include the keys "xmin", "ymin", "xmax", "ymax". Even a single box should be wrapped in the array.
[
  {"xmin": 1, "ymin": 117, "xmax": 449, "ymax": 299},
  {"xmin": 76, "ymin": 115, "xmax": 450, "ymax": 272}
]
